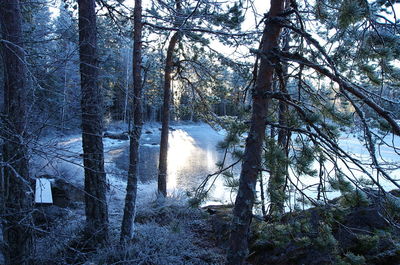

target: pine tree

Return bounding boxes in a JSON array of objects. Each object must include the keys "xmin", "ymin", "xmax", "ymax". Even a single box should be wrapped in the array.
[
  {"xmin": 157, "ymin": 0, "xmax": 183, "ymax": 197},
  {"xmin": 226, "ymin": 0, "xmax": 286, "ymax": 263},
  {"xmin": 0, "ymin": 1, "xmax": 34, "ymax": 263},
  {"xmin": 78, "ymin": 0, "xmax": 109, "ymax": 246},
  {"xmin": 120, "ymin": 0, "xmax": 143, "ymax": 243}
]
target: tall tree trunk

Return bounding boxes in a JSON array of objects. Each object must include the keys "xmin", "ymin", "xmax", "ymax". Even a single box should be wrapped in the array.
[
  {"xmin": 78, "ymin": 0, "xmax": 108, "ymax": 245},
  {"xmin": 0, "ymin": 1, "xmax": 34, "ymax": 264},
  {"xmin": 61, "ymin": 62, "xmax": 67, "ymax": 131},
  {"xmin": 123, "ymin": 48, "xmax": 131, "ymax": 123},
  {"xmin": 267, "ymin": 30, "xmax": 291, "ymax": 217},
  {"xmin": 120, "ymin": 0, "xmax": 143, "ymax": 243},
  {"xmin": 226, "ymin": 0, "xmax": 285, "ymax": 264},
  {"xmin": 157, "ymin": 0, "xmax": 182, "ymax": 197},
  {"xmin": 157, "ymin": 32, "xmax": 180, "ymax": 196}
]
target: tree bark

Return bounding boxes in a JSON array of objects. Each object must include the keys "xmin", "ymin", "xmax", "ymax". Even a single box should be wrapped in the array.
[
  {"xmin": 0, "ymin": 1, "xmax": 34, "ymax": 264},
  {"xmin": 120, "ymin": 0, "xmax": 143, "ymax": 243},
  {"xmin": 226, "ymin": 0, "xmax": 285, "ymax": 264},
  {"xmin": 267, "ymin": 30, "xmax": 291, "ymax": 217},
  {"xmin": 78, "ymin": 0, "xmax": 108, "ymax": 245},
  {"xmin": 157, "ymin": 31, "xmax": 180, "ymax": 197}
]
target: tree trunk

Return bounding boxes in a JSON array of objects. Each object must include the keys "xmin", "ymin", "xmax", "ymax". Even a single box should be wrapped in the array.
[
  {"xmin": 157, "ymin": 31, "xmax": 181, "ymax": 196},
  {"xmin": 226, "ymin": 0, "xmax": 285, "ymax": 264},
  {"xmin": 267, "ymin": 30, "xmax": 291, "ymax": 217},
  {"xmin": 120, "ymin": 0, "xmax": 143, "ymax": 243},
  {"xmin": 0, "ymin": 1, "xmax": 34, "ymax": 264},
  {"xmin": 157, "ymin": 0, "xmax": 182, "ymax": 197},
  {"xmin": 61, "ymin": 62, "xmax": 67, "ymax": 131},
  {"xmin": 78, "ymin": 0, "xmax": 108, "ymax": 245},
  {"xmin": 258, "ymin": 172, "xmax": 267, "ymax": 217}
]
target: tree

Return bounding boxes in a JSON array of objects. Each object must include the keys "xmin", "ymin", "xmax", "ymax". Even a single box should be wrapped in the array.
[
  {"xmin": 157, "ymin": 33, "xmax": 181, "ymax": 196},
  {"xmin": 266, "ymin": 29, "xmax": 291, "ymax": 217},
  {"xmin": 245, "ymin": 0, "xmax": 400, "ymax": 231},
  {"xmin": 0, "ymin": 0, "xmax": 34, "ymax": 264},
  {"xmin": 78, "ymin": 0, "xmax": 108, "ymax": 245},
  {"xmin": 157, "ymin": 0, "xmax": 182, "ymax": 197},
  {"xmin": 226, "ymin": 0, "xmax": 285, "ymax": 264},
  {"xmin": 53, "ymin": 3, "xmax": 81, "ymax": 131},
  {"xmin": 96, "ymin": 12, "xmax": 132, "ymax": 122},
  {"xmin": 120, "ymin": 0, "xmax": 143, "ymax": 243},
  {"xmin": 154, "ymin": 0, "xmax": 248, "ymax": 196},
  {"xmin": 22, "ymin": 1, "xmax": 62, "ymax": 129}
]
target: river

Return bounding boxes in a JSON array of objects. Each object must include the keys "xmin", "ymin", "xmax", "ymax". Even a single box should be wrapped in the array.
[
  {"xmin": 38, "ymin": 122, "xmax": 399, "ymax": 209},
  {"xmin": 110, "ymin": 123, "xmax": 238, "ymax": 204},
  {"xmin": 107, "ymin": 122, "xmax": 400, "ymax": 207}
]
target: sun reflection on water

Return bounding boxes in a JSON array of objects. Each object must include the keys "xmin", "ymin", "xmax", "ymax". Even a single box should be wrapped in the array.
[{"xmin": 167, "ymin": 129, "xmax": 198, "ymax": 192}]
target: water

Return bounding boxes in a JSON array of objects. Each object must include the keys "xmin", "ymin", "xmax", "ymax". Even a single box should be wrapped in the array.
[
  {"xmin": 108, "ymin": 123, "xmax": 400, "ymax": 208},
  {"xmin": 111, "ymin": 123, "xmax": 237, "ymax": 204},
  {"xmin": 49, "ymin": 122, "xmax": 400, "ymax": 209}
]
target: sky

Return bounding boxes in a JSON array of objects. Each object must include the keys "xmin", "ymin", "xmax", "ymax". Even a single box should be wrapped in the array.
[{"xmin": 48, "ymin": 0, "xmax": 270, "ymax": 29}]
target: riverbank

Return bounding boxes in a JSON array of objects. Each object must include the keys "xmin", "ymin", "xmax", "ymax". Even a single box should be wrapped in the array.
[{"xmin": 32, "ymin": 183, "xmax": 400, "ymax": 264}]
